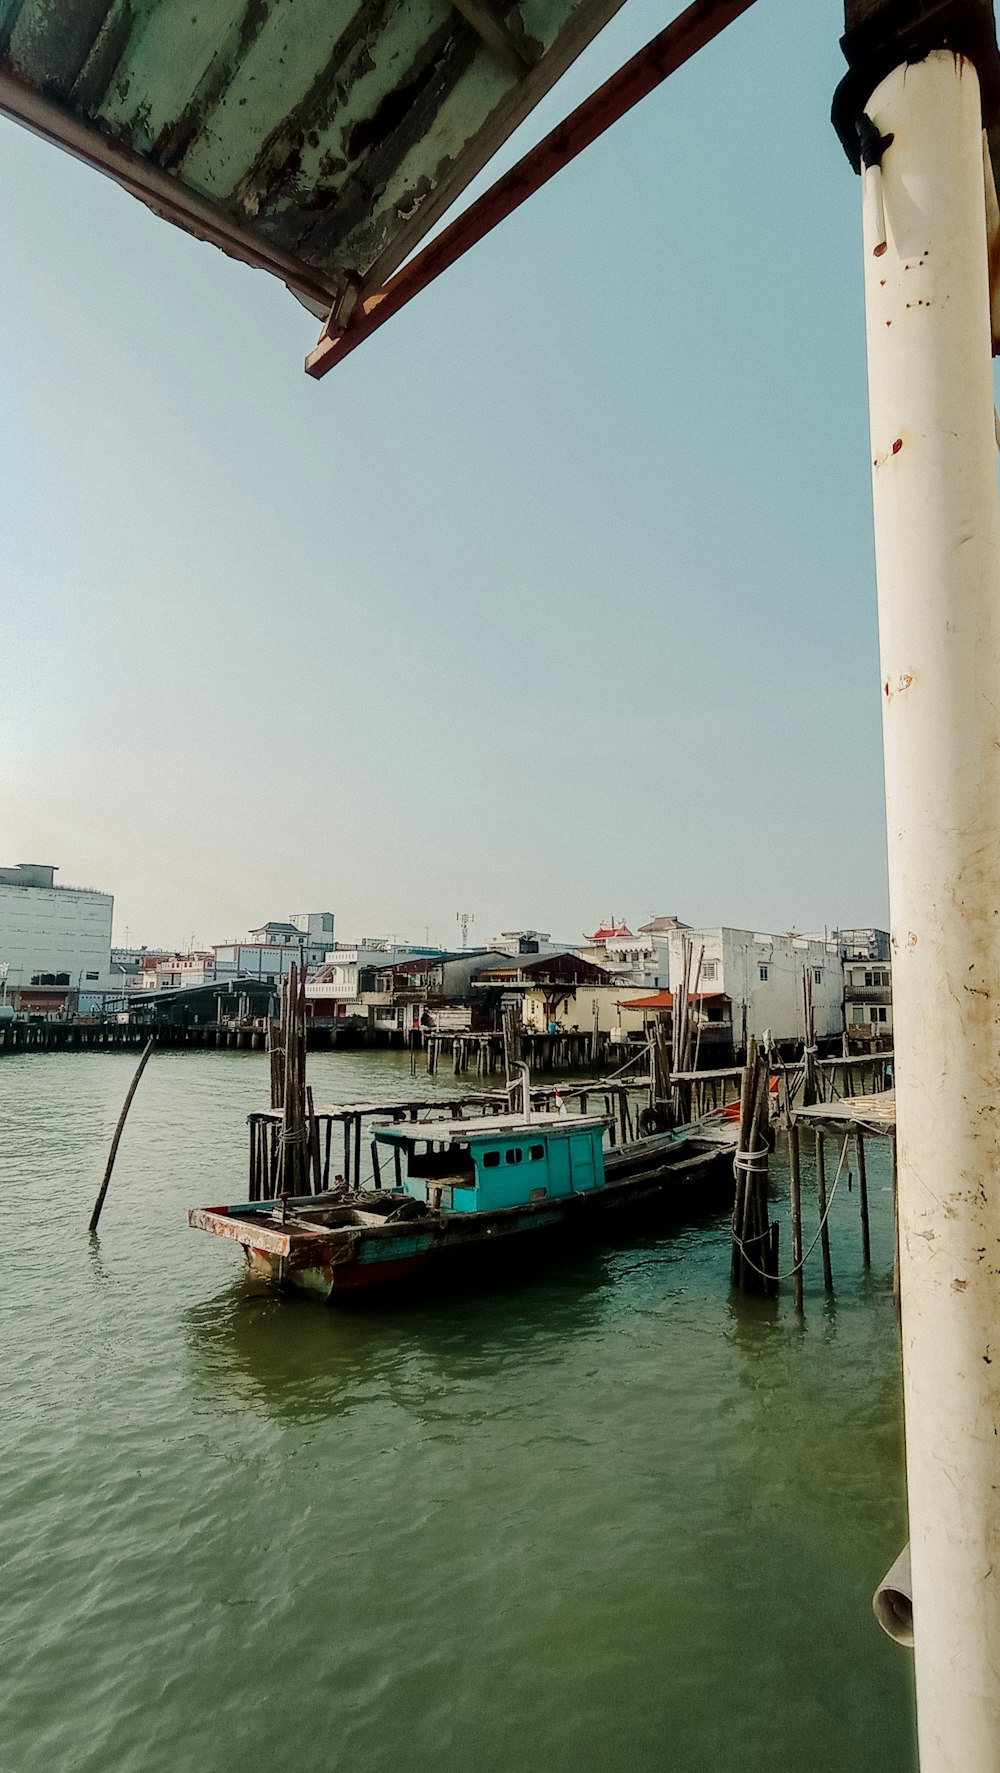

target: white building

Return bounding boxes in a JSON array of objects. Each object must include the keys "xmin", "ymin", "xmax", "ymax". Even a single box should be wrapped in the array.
[
  {"xmin": 603, "ymin": 931, "xmax": 662, "ymax": 986},
  {"xmin": 0, "ymin": 863, "xmax": 113, "ymax": 992},
  {"xmin": 839, "ymin": 929, "xmax": 892, "ymax": 1042},
  {"xmin": 291, "ymin": 911, "xmax": 335, "ymax": 947},
  {"xmin": 665, "ymin": 926, "xmax": 843, "ymax": 1049},
  {"xmin": 486, "ymin": 930, "xmax": 562, "ymax": 956},
  {"xmin": 138, "ymin": 952, "xmax": 217, "ymax": 991},
  {"xmin": 212, "ymin": 910, "xmax": 338, "ymax": 985},
  {"xmin": 306, "ymin": 942, "xmax": 445, "ymax": 1019}
]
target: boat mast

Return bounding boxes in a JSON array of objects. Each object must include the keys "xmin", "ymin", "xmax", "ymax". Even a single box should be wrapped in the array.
[{"xmin": 835, "ymin": 3, "xmax": 1000, "ymax": 1764}]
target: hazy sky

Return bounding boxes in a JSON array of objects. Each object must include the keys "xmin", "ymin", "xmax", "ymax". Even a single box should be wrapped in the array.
[{"xmin": 0, "ymin": 0, "xmax": 891, "ymax": 951}]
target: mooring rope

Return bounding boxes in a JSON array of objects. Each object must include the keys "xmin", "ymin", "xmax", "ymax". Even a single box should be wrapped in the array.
[{"xmin": 732, "ymin": 1132, "xmax": 850, "ymax": 1284}]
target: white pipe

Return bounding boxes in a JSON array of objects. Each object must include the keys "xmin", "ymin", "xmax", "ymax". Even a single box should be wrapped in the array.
[
  {"xmin": 861, "ymin": 50, "xmax": 1000, "ymax": 1769},
  {"xmin": 516, "ymin": 1059, "xmax": 532, "ymax": 1122},
  {"xmin": 874, "ymin": 1543, "xmax": 914, "ymax": 1648}
]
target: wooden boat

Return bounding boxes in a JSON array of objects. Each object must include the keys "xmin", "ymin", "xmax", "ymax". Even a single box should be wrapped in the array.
[{"xmin": 188, "ymin": 1107, "xmax": 735, "ymax": 1301}]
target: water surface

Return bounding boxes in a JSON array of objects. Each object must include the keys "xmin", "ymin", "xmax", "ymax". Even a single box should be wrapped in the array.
[{"xmin": 2, "ymin": 1050, "xmax": 916, "ymax": 1771}]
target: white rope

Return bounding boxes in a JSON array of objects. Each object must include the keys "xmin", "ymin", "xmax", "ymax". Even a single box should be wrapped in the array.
[
  {"xmin": 733, "ymin": 1145, "xmax": 770, "ymax": 1173},
  {"xmin": 733, "ymin": 1133, "xmax": 850, "ymax": 1284}
]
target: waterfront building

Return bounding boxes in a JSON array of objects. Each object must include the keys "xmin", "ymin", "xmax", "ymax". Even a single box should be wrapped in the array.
[
  {"xmin": 0, "ymin": 863, "xmax": 113, "ymax": 1007},
  {"xmin": 837, "ymin": 928, "xmax": 893, "ymax": 1045},
  {"xmin": 664, "ymin": 926, "xmax": 844, "ymax": 1051},
  {"xmin": 306, "ymin": 940, "xmax": 443, "ymax": 1021},
  {"xmin": 369, "ymin": 950, "xmax": 517, "ymax": 1033},
  {"xmin": 138, "ymin": 951, "xmax": 217, "ymax": 991},
  {"xmin": 472, "ymin": 952, "xmax": 648, "ymax": 1039},
  {"xmin": 213, "ymin": 911, "xmax": 337, "ymax": 984}
]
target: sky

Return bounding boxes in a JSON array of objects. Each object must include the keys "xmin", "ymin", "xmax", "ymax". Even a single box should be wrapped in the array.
[{"xmin": 0, "ymin": 0, "xmax": 892, "ymax": 951}]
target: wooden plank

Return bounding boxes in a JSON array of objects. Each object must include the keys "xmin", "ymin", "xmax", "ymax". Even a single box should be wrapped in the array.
[{"xmin": 188, "ymin": 1208, "xmax": 291, "ymax": 1256}]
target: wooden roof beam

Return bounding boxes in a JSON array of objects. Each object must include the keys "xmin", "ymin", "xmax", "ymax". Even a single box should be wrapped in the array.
[
  {"xmin": 451, "ymin": 0, "xmax": 538, "ymax": 76},
  {"xmin": 306, "ymin": 0, "xmax": 758, "ymax": 380}
]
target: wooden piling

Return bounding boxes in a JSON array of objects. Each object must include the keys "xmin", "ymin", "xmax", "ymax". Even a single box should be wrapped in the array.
[
  {"xmin": 731, "ymin": 1039, "xmax": 772, "ymax": 1293},
  {"xmin": 88, "ymin": 1038, "xmax": 155, "ymax": 1234},
  {"xmin": 789, "ymin": 1123, "xmax": 804, "ymax": 1314},
  {"xmin": 306, "ymin": 1086, "xmax": 322, "ymax": 1193},
  {"xmin": 855, "ymin": 1129, "xmax": 871, "ymax": 1268},
  {"xmin": 815, "ymin": 1129, "xmax": 834, "ymax": 1294}
]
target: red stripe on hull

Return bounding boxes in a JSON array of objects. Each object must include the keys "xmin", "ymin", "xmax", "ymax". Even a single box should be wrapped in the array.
[{"xmin": 324, "ymin": 1253, "xmax": 432, "ymax": 1293}]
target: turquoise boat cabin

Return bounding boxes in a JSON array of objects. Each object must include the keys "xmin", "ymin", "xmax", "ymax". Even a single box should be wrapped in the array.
[{"xmin": 372, "ymin": 1112, "xmax": 609, "ymax": 1214}]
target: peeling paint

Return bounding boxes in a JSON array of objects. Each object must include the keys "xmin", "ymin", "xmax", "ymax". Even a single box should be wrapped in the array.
[{"xmin": 0, "ymin": 0, "xmax": 629, "ymax": 292}]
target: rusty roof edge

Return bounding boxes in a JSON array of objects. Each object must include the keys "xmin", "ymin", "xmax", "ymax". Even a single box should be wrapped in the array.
[
  {"xmin": 0, "ymin": 68, "xmax": 340, "ymax": 312},
  {"xmin": 353, "ymin": 0, "xmax": 631, "ymax": 297}
]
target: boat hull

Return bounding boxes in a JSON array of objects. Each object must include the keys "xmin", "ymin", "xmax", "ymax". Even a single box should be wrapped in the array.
[{"xmin": 192, "ymin": 1144, "xmax": 733, "ymax": 1302}]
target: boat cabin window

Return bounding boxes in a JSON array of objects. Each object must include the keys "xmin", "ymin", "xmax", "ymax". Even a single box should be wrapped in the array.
[
  {"xmin": 529, "ymin": 1145, "xmax": 544, "ymax": 1161},
  {"xmin": 482, "ymin": 1151, "xmax": 500, "ymax": 1168},
  {"xmin": 408, "ymin": 1140, "xmax": 473, "ymax": 1180},
  {"xmin": 505, "ymin": 1148, "xmax": 523, "ymax": 1165}
]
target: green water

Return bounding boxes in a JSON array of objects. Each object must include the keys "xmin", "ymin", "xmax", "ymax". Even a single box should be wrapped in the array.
[{"xmin": 2, "ymin": 1050, "xmax": 916, "ymax": 1772}]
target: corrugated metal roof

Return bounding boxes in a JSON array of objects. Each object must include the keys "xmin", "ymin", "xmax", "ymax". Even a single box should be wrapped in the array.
[{"xmin": 0, "ymin": 0, "xmax": 626, "ymax": 316}]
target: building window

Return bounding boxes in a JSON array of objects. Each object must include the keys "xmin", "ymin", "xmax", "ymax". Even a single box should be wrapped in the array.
[
  {"xmin": 529, "ymin": 1145, "xmax": 544, "ymax": 1161},
  {"xmin": 85, "ymin": 971, "xmax": 99, "ymax": 981},
  {"xmin": 482, "ymin": 1151, "xmax": 500, "ymax": 1168},
  {"xmin": 702, "ymin": 961, "xmax": 718, "ymax": 983},
  {"xmin": 505, "ymin": 1148, "xmax": 523, "ymax": 1165},
  {"xmin": 759, "ymin": 964, "xmax": 769, "ymax": 983},
  {"xmin": 813, "ymin": 968, "xmax": 822, "ymax": 985},
  {"xmin": 870, "ymin": 1006, "xmax": 888, "ymax": 1024}
]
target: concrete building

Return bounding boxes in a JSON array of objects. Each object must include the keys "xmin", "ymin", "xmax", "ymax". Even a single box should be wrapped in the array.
[
  {"xmin": 665, "ymin": 926, "xmax": 844, "ymax": 1052},
  {"xmin": 213, "ymin": 911, "xmax": 338, "ymax": 983},
  {"xmin": 291, "ymin": 911, "xmax": 335, "ymax": 947},
  {"xmin": 0, "ymin": 863, "xmax": 113, "ymax": 998},
  {"xmin": 370, "ymin": 950, "xmax": 516, "ymax": 1033},
  {"xmin": 838, "ymin": 928, "xmax": 893, "ymax": 1044},
  {"xmin": 474, "ymin": 952, "xmax": 647, "ymax": 1039},
  {"xmin": 138, "ymin": 952, "xmax": 217, "ymax": 991},
  {"xmin": 306, "ymin": 942, "xmax": 442, "ymax": 1020},
  {"xmin": 486, "ymin": 930, "xmax": 562, "ymax": 956}
]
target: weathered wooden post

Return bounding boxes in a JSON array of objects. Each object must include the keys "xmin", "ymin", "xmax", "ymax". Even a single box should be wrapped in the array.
[
  {"xmin": 855, "ymin": 1129, "xmax": 871, "ymax": 1268},
  {"xmin": 835, "ymin": 2, "xmax": 1000, "ymax": 1759},
  {"xmin": 88, "ymin": 1038, "xmax": 155, "ymax": 1233},
  {"xmin": 814, "ymin": 1129, "xmax": 834, "ymax": 1296},
  {"xmin": 731, "ymin": 1038, "xmax": 772, "ymax": 1293},
  {"xmin": 788, "ymin": 1121, "xmax": 804, "ymax": 1316}
]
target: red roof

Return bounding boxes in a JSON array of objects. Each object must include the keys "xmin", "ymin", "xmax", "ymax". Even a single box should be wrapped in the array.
[
  {"xmin": 589, "ymin": 920, "xmax": 634, "ymax": 943},
  {"xmin": 618, "ymin": 988, "xmax": 724, "ymax": 1010}
]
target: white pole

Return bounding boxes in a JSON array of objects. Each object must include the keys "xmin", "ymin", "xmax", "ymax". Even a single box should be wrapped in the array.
[{"xmin": 860, "ymin": 50, "xmax": 1000, "ymax": 1768}]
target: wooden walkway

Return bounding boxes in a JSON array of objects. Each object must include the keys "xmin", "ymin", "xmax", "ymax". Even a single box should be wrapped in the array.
[{"xmin": 792, "ymin": 1090, "xmax": 896, "ymax": 1136}]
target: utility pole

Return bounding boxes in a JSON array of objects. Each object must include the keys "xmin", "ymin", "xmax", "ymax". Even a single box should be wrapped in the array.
[{"xmin": 834, "ymin": 3, "xmax": 1000, "ymax": 1766}]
